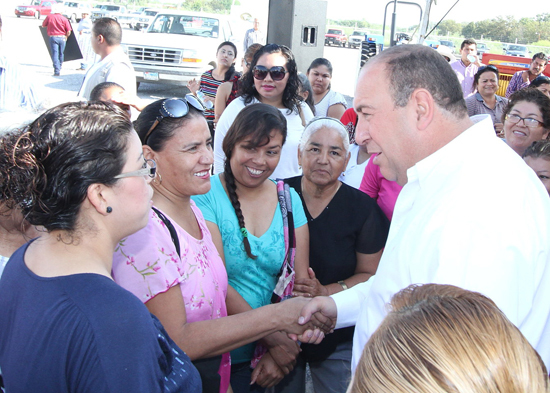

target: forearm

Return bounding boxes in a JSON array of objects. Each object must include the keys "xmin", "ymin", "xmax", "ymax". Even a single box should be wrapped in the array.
[{"xmin": 324, "ymin": 272, "xmax": 373, "ymax": 296}]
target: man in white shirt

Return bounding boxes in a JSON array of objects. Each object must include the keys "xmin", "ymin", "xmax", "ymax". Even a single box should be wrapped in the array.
[
  {"xmin": 243, "ymin": 18, "xmax": 265, "ymax": 52},
  {"xmin": 298, "ymin": 44, "xmax": 550, "ymax": 373},
  {"xmin": 78, "ymin": 18, "xmax": 136, "ymax": 100}
]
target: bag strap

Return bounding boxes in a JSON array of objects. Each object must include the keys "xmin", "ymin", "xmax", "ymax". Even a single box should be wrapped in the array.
[
  {"xmin": 297, "ymin": 104, "xmax": 306, "ymax": 127},
  {"xmin": 152, "ymin": 207, "xmax": 181, "ymax": 257}
]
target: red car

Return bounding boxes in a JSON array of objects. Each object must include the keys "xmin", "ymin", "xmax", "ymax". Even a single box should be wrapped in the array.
[{"xmin": 15, "ymin": 0, "xmax": 57, "ymax": 19}]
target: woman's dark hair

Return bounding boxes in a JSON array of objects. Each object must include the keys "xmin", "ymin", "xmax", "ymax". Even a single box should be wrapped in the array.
[
  {"xmin": 473, "ymin": 65, "xmax": 500, "ymax": 92},
  {"xmin": 133, "ymin": 98, "xmax": 206, "ymax": 151},
  {"xmin": 523, "ymin": 140, "xmax": 550, "ymax": 160},
  {"xmin": 1, "ymin": 101, "xmax": 133, "ymax": 232},
  {"xmin": 307, "ymin": 57, "xmax": 333, "ymax": 76},
  {"xmin": 240, "ymin": 43, "xmax": 302, "ymax": 115},
  {"xmin": 244, "ymin": 43, "xmax": 263, "ymax": 63},
  {"xmin": 298, "ymin": 73, "xmax": 315, "ymax": 115},
  {"xmin": 530, "ymin": 75, "xmax": 550, "ymax": 89},
  {"xmin": 89, "ymin": 81, "xmax": 124, "ymax": 101},
  {"xmin": 217, "ymin": 41, "xmax": 238, "ymax": 81},
  {"xmin": 222, "ymin": 103, "xmax": 287, "ymax": 259},
  {"xmin": 502, "ymin": 88, "xmax": 550, "ymax": 129}
]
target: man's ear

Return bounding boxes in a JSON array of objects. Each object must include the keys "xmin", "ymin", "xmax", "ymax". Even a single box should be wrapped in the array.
[
  {"xmin": 410, "ymin": 88, "xmax": 434, "ymax": 131},
  {"xmin": 87, "ymin": 183, "xmax": 111, "ymax": 217}
]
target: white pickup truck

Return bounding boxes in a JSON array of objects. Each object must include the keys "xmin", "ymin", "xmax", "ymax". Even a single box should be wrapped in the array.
[{"xmin": 121, "ymin": 10, "xmax": 236, "ymax": 89}]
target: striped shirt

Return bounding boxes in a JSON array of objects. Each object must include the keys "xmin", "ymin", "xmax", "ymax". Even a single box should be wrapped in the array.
[
  {"xmin": 199, "ymin": 70, "xmax": 239, "ymax": 121},
  {"xmin": 465, "ymin": 92, "xmax": 508, "ymax": 131}
]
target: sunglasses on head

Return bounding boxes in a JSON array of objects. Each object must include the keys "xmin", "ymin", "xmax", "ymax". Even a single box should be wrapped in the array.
[
  {"xmin": 143, "ymin": 94, "xmax": 205, "ymax": 144},
  {"xmin": 252, "ymin": 65, "xmax": 287, "ymax": 81},
  {"xmin": 478, "ymin": 64, "xmax": 499, "ymax": 73}
]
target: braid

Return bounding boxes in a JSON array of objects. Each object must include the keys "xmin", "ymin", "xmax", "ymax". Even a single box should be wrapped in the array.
[{"xmin": 224, "ymin": 159, "xmax": 257, "ymax": 259}]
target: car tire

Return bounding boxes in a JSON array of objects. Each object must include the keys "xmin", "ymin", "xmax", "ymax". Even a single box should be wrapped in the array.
[
  {"xmin": 35, "ymin": 11, "xmax": 40, "ymax": 19},
  {"xmin": 17, "ymin": 15, "xmax": 21, "ymax": 18}
]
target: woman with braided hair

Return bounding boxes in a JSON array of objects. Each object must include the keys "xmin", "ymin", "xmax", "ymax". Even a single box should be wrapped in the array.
[{"xmin": 193, "ymin": 103, "xmax": 310, "ymax": 393}]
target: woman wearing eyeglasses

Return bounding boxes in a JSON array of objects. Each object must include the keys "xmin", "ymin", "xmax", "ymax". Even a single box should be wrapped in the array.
[
  {"xmin": 194, "ymin": 103, "xmax": 311, "ymax": 392},
  {"xmin": 529, "ymin": 75, "xmax": 550, "ymax": 98},
  {"xmin": 502, "ymin": 89, "xmax": 550, "ymax": 156},
  {"xmin": 306, "ymin": 58, "xmax": 347, "ymax": 119},
  {"xmin": 214, "ymin": 43, "xmax": 314, "ymax": 179},
  {"xmin": 0, "ymin": 101, "xmax": 203, "ymax": 392},
  {"xmin": 465, "ymin": 65, "xmax": 508, "ymax": 135},
  {"xmin": 112, "ymin": 98, "xmax": 323, "ymax": 393}
]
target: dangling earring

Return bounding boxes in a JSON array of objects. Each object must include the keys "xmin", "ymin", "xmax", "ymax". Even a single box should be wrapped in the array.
[{"xmin": 106, "ymin": 206, "xmax": 113, "ymax": 213}]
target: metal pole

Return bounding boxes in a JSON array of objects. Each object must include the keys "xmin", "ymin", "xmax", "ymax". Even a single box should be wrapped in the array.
[
  {"xmin": 390, "ymin": 0, "xmax": 398, "ymax": 46},
  {"xmin": 417, "ymin": 0, "xmax": 433, "ymax": 45}
]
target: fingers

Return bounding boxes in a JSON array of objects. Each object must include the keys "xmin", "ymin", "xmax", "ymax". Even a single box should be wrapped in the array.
[{"xmin": 308, "ymin": 267, "xmax": 316, "ymax": 279}]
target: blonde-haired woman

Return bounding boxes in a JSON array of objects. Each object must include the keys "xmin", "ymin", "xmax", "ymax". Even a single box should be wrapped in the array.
[{"xmin": 349, "ymin": 283, "xmax": 549, "ymax": 393}]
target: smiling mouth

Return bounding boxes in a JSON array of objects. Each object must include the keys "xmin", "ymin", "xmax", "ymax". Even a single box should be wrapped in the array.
[
  {"xmin": 246, "ymin": 166, "xmax": 265, "ymax": 176},
  {"xmin": 513, "ymin": 130, "xmax": 527, "ymax": 137},
  {"xmin": 194, "ymin": 171, "xmax": 209, "ymax": 177}
]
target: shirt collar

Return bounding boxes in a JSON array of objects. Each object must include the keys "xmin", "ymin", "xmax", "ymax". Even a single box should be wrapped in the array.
[{"xmin": 475, "ymin": 92, "xmax": 504, "ymax": 102}]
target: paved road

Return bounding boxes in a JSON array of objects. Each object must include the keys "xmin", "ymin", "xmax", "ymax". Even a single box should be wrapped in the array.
[{"xmin": 2, "ymin": 13, "xmax": 358, "ymax": 110}]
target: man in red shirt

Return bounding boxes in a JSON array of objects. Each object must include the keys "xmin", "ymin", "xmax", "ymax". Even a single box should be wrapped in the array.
[{"xmin": 42, "ymin": 4, "xmax": 72, "ymax": 76}]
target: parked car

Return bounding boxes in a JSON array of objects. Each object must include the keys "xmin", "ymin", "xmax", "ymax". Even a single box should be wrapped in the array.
[
  {"xmin": 134, "ymin": 8, "xmax": 161, "ymax": 31},
  {"xmin": 505, "ymin": 44, "xmax": 529, "ymax": 57},
  {"xmin": 91, "ymin": 3, "xmax": 127, "ymax": 21},
  {"xmin": 325, "ymin": 28, "xmax": 348, "ymax": 47},
  {"xmin": 61, "ymin": 1, "xmax": 91, "ymax": 22},
  {"xmin": 121, "ymin": 11, "xmax": 236, "ymax": 89},
  {"xmin": 348, "ymin": 30, "xmax": 369, "ymax": 49},
  {"xmin": 15, "ymin": 0, "xmax": 57, "ymax": 19},
  {"xmin": 477, "ymin": 42, "xmax": 490, "ymax": 58},
  {"xmin": 439, "ymin": 40, "xmax": 456, "ymax": 53}
]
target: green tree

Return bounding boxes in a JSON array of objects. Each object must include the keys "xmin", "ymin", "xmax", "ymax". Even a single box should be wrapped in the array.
[{"xmin": 437, "ymin": 19, "xmax": 460, "ymax": 35}]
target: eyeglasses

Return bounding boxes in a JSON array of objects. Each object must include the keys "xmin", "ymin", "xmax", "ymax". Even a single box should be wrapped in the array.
[
  {"xmin": 505, "ymin": 114, "xmax": 543, "ymax": 128},
  {"xmin": 143, "ymin": 94, "xmax": 205, "ymax": 144},
  {"xmin": 243, "ymin": 60, "xmax": 251, "ymax": 68},
  {"xmin": 252, "ymin": 65, "xmax": 287, "ymax": 81},
  {"xmin": 115, "ymin": 158, "xmax": 157, "ymax": 180}
]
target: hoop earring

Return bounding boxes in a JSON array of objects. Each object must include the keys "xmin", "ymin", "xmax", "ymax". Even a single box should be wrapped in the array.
[{"xmin": 153, "ymin": 172, "xmax": 162, "ymax": 185}]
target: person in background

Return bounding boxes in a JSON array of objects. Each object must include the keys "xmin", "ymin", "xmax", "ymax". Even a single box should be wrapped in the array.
[
  {"xmin": 436, "ymin": 44, "xmax": 456, "ymax": 63},
  {"xmin": 307, "ymin": 58, "xmax": 346, "ymax": 118},
  {"xmin": 76, "ymin": 11, "xmax": 94, "ymax": 71},
  {"xmin": 506, "ymin": 52, "xmax": 548, "ymax": 98},
  {"xmin": 41, "ymin": 4, "xmax": 72, "ymax": 76},
  {"xmin": 0, "ymin": 101, "xmax": 202, "ymax": 392},
  {"xmin": 215, "ymin": 43, "xmax": 262, "ymax": 125},
  {"xmin": 277, "ymin": 118, "xmax": 388, "ymax": 393},
  {"xmin": 348, "ymin": 284, "xmax": 550, "ymax": 393},
  {"xmin": 188, "ymin": 41, "xmax": 239, "ymax": 137},
  {"xmin": 297, "ymin": 73, "xmax": 315, "ymax": 115},
  {"xmin": 214, "ymin": 44, "xmax": 313, "ymax": 179},
  {"xmin": 503, "ymin": 88, "xmax": 550, "ymax": 156},
  {"xmin": 523, "ymin": 140, "xmax": 550, "ymax": 196},
  {"xmin": 0, "ymin": 16, "xmax": 43, "ymax": 111},
  {"xmin": 194, "ymin": 103, "xmax": 310, "ymax": 392},
  {"xmin": 465, "ymin": 65, "xmax": 508, "ymax": 135},
  {"xmin": 450, "ymin": 39, "xmax": 481, "ymax": 98},
  {"xmin": 529, "ymin": 75, "xmax": 550, "ymax": 98},
  {"xmin": 89, "ymin": 81, "xmax": 146, "ymax": 117},
  {"xmin": 243, "ymin": 18, "xmax": 265, "ymax": 52},
  {"xmin": 78, "ymin": 18, "xmax": 136, "ymax": 100},
  {"xmin": 340, "ymin": 106, "xmax": 368, "ymax": 188},
  {"xmin": 297, "ymin": 44, "xmax": 550, "ymax": 374}
]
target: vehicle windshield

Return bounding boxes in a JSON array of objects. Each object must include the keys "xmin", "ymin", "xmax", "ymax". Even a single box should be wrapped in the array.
[
  {"xmin": 352, "ymin": 31, "xmax": 366, "ymax": 36},
  {"xmin": 478, "ymin": 44, "xmax": 487, "ymax": 49},
  {"xmin": 144, "ymin": 10, "xmax": 157, "ymax": 16},
  {"xmin": 509, "ymin": 45, "xmax": 526, "ymax": 51},
  {"xmin": 327, "ymin": 29, "xmax": 342, "ymax": 35},
  {"xmin": 149, "ymin": 14, "xmax": 219, "ymax": 37},
  {"xmin": 31, "ymin": 0, "xmax": 41, "ymax": 5},
  {"xmin": 100, "ymin": 5, "xmax": 119, "ymax": 11}
]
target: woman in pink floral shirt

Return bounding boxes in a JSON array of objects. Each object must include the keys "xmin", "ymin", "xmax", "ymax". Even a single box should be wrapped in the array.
[{"xmin": 111, "ymin": 96, "xmax": 327, "ymax": 393}]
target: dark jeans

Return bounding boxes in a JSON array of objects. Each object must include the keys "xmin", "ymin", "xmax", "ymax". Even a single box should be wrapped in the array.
[{"xmin": 49, "ymin": 36, "xmax": 66, "ymax": 74}]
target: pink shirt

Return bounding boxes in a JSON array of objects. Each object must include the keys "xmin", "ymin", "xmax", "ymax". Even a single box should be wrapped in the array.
[
  {"xmin": 112, "ymin": 201, "xmax": 230, "ymax": 392},
  {"xmin": 450, "ymin": 59, "xmax": 479, "ymax": 98},
  {"xmin": 359, "ymin": 154, "xmax": 403, "ymax": 221}
]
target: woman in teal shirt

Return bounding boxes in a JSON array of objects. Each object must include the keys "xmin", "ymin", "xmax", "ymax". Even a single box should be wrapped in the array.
[{"xmin": 193, "ymin": 103, "xmax": 309, "ymax": 392}]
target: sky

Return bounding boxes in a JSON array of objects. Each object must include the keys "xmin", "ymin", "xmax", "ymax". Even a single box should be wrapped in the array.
[{"xmin": 326, "ymin": 0, "xmax": 550, "ymax": 27}]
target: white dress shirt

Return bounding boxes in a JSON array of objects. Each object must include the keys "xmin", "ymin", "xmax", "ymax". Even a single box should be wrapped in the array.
[{"xmin": 332, "ymin": 115, "xmax": 550, "ymax": 372}]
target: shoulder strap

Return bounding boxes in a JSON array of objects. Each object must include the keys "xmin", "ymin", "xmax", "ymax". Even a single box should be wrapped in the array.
[
  {"xmin": 152, "ymin": 207, "xmax": 181, "ymax": 257},
  {"xmin": 297, "ymin": 104, "xmax": 306, "ymax": 127}
]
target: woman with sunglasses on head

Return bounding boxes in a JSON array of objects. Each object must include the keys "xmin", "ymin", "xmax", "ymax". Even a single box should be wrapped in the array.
[
  {"xmin": 194, "ymin": 103, "xmax": 311, "ymax": 393},
  {"xmin": 306, "ymin": 58, "xmax": 347, "ymax": 119},
  {"xmin": 112, "ymin": 97, "xmax": 323, "ymax": 393},
  {"xmin": 0, "ymin": 101, "xmax": 202, "ymax": 392},
  {"xmin": 214, "ymin": 44, "xmax": 314, "ymax": 179},
  {"xmin": 215, "ymin": 44, "xmax": 263, "ymax": 125},
  {"xmin": 466, "ymin": 65, "xmax": 508, "ymax": 135},
  {"xmin": 188, "ymin": 41, "xmax": 239, "ymax": 136},
  {"xmin": 529, "ymin": 75, "xmax": 550, "ymax": 98},
  {"xmin": 502, "ymin": 88, "xmax": 550, "ymax": 156}
]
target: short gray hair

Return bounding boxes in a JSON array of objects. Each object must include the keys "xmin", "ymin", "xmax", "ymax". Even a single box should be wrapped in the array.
[{"xmin": 299, "ymin": 117, "xmax": 350, "ymax": 154}]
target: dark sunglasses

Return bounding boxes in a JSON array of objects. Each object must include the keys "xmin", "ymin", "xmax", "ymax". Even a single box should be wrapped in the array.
[
  {"xmin": 252, "ymin": 65, "xmax": 287, "ymax": 81},
  {"xmin": 143, "ymin": 94, "xmax": 204, "ymax": 144},
  {"xmin": 478, "ymin": 64, "xmax": 499, "ymax": 73}
]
